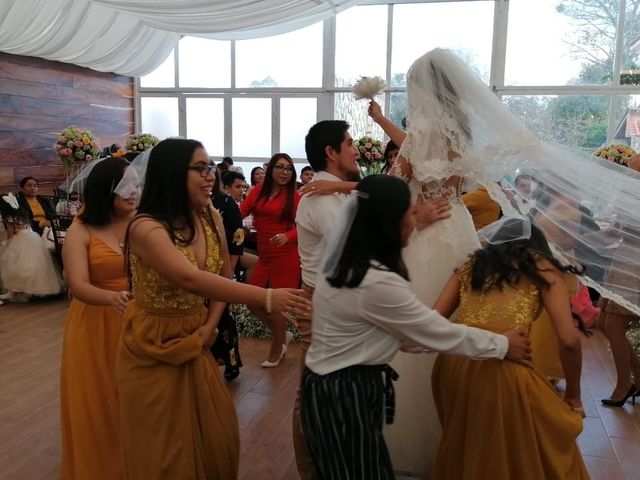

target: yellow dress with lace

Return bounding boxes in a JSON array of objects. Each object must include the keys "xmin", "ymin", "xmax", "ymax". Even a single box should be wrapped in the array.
[
  {"xmin": 115, "ymin": 210, "xmax": 239, "ymax": 480},
  {"xmin": 431, "ymin": 262, "xmax": 589, "ymax": 480}
]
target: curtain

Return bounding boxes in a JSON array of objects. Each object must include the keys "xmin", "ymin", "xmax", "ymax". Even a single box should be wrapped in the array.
[{"xmin": 0, "ymin": 0, "xmax": 356, "ymax": 76}]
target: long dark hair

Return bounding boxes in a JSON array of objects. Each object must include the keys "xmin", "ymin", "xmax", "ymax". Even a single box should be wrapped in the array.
[
  {"xmin": 134, "ymin": 138, "xmax": 204, "ymax": 245},
  {"xmin": 327, "ymin": 175, "xmax": 411, "ymax": 288},
  {"xmin": 381, "ymin": 140, "xmax": 399, "ymax": 174},
  {"xmin": 250, "ymin": 166, "xmax": 264, "ymax": 186},
  {"xmin": 469, "ymin": 223, "xmax": 582, "ymax": 293},
  {"xmin": 79, "ymin": 157, "xmax": 129, "ymax": 226},
  {"xmin": 257, "ymin": 153, "xmax": 297, "ymax": 224}
]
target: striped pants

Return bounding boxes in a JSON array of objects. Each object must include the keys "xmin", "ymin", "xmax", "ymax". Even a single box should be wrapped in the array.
[{"xmin": 300, "ymin": 365, "xmax": 398, "ymax": 480}]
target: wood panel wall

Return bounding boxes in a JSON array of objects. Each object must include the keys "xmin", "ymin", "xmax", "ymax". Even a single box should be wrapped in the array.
[{"xmin": 0, "ymin": 52, "xmax": 134, "ymax": 193}]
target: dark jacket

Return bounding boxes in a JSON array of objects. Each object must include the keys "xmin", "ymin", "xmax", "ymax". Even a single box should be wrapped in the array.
[{"xmin": 16, "ymin": 191, "xmax": 55, "ymax": 235}]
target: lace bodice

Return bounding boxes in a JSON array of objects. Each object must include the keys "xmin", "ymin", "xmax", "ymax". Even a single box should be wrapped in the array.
[
  {"xmin": 456, "ymin": 262, "xmax": 542, "ymax": 333},
  {"xmin": 129, "ymin": 209, "xmax": 223, "ymax": 312}
]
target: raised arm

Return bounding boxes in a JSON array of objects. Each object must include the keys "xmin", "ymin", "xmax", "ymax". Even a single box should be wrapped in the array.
[{"xmin": 368, "ymin": 100, "xmax": 407, "ymax": 147}]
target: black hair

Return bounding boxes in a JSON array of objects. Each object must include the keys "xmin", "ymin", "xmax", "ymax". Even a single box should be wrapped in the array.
[
  {"xmin": 305, "ymin": 120, "xmax": 350, "ymax": 172},
  {"xmin": 134, "ymin": 138, "xmax": 205, "ymax": 245},
  {"xmin": 250, "ymin": 166, "xmax": 265, "ymax": 186},
  {"xmin": 301, "ymin": 166, "xmax": 314, "ymax": 175},
  {"xmin": 124, "ymin": 151, "xmax": 140, "ymax": 162},
  {"xmin": 468, "ymin": 222, "xmax": 582, "ymax": 294},
  {"xmin": 327, "ymin": 175, "xmax": 411, "ymax": 288},
  {"xmin": 222, "ymin": 156, "xmax": 234, "ymax": 165},
  {"xmin": 222, "ymin": 171, "xmax": 246, "ymax": 188},
  {"xmin": 79, "ymin": 157, "xmax": 130, "ymax": 226},
  {"xmin": 0, "ymin": 194, "xmax": 23, "ymax": 226},
  {"xmin": 217, "ymin": 162, "xmax": 229, "ymax": 172},
  {"xmin": 19, "ymin": 177, "xmax": 38, "ymax": 188},
  {"xmin": 257, "ymin": 153, "xmax": 297, "ymax": 224},
  {"xmin": 514, "ymin": 174, "xmax": 532, "ymax": 185},
  {"xmin": 381, "ymin": 140, "xmax": 400, "ymax": 174}
]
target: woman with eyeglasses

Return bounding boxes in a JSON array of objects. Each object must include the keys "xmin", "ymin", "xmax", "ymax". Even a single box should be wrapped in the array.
[{"xmin": 240, "ymin": 153, "xmax": 301, "ymax": 367}]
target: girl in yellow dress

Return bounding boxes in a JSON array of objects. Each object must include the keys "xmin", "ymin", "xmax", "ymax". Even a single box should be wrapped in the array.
[
  {"xmin": 60, "ymin": 157, "xmax": 135, "ymax": 479},
  {"xmin": 431, "ymin": 217, "xmax": 590, "ymax": 479},
  {"xmin": 115, "ymin": 138, "xmax": 311, "ymax": 479}
]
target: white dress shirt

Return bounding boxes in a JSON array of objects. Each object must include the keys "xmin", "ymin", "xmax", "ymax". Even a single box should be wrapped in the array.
[
  {"xmin": 296, "ymin": 171, "xmax": 347, "ymax": 288},
  {"xmin": 306, "ymin": 265, "xmax": 508, "ymax": 375}
]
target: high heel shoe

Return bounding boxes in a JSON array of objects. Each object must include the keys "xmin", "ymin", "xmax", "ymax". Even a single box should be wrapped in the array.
[
  {"xmin": 601, "ymin": 384, "xmax": 637, "ymax": 407},
  {"xmin": 261, "ymin": 344, "xmax": 286, "ymax": 368}
]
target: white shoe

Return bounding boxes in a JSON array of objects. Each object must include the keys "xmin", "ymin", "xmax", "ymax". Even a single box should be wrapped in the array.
[
  {"xmin": 0, "ymin": 292, "xmax": 12, "ymax": 300},
  {"xmin": 261, "ymin": 344, "xmax": 286, "ymax": 368},
  {"xmin": 285, "ymin": 330, "xmax": 294, "ymax": 346}
]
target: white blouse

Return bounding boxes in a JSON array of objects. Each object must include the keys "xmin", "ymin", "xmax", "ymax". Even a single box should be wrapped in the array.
[{"xmin": 306, "ymin": 264, "xmax": 508, "ymax": 375}]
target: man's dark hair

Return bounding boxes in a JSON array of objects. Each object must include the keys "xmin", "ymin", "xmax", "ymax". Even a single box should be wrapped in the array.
[
  {"xmin": 222, "ymin": 171, "xmax": 246, "ymax": 187},
  {"xmin": 305, "ymin": 120, "xmax": 350, "ymax": 172},
  {"xmin": 301, "ymin": 166, "xmax": 314, "ymax": 174},
  {"xmin": 222, "ymin": 156, "xmax": 234, "ymax": 166}
]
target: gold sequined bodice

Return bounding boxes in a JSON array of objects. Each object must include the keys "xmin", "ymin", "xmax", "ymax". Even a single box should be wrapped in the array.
[
  {"xmin": 457, "ymin": 262, "xmax": 542, "ymax": 334},
  {"xmin": 129, "ymin": 209, "xmax": 223, "ymax": 312}
]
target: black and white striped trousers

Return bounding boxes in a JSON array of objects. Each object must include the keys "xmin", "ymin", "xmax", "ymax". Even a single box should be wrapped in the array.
[{"xmin": 300, "ymin": 365, "xmax": 398, "ymax": 480}]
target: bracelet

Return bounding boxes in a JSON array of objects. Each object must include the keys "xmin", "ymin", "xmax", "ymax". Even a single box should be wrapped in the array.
[{"xmin": 265, "ymin": 288, "xmax": 273, "ymax": 315}]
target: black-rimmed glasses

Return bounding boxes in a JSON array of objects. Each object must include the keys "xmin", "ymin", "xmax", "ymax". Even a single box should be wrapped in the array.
[
  {"xmin": 188, "ymin": 163, "xmax": 215, "ymax": 178},
  {"xmin": 273, "ymin": 165, "xmax": 294, "ymax": 174}
]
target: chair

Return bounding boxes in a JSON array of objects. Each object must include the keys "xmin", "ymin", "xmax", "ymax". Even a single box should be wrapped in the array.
[{"xmin": 50, "ymin": 214, "xmax": 74, "ymax": 268}]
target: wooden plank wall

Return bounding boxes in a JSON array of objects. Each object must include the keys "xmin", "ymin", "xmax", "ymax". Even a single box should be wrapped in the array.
[{"xmin": 0, "ymin": 52, "xmax": 134, "ymax": 193}]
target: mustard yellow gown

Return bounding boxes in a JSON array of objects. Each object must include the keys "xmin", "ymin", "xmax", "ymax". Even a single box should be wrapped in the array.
[
  {"xmin": 115, "ymin": 211, "xmax": 240, "ymax": 479},
  {"xmin": 60, "ymin": 235, "xmax": 126, "ymax": 479},
  {"xmin": 432, "ymin": 263, "xmax": 589, "ymax": 480}
]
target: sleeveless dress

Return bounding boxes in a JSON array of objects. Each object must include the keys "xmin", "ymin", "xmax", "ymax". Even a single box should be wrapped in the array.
[
  {"xmin": 431, "ymin": 263, "xmax": 589, "ymax": 479},
  {"xmin": 115, "ymin": 210, "xmax": 240, "ymax": 479},
  {"xmin": 384, "ymin": 120, "xmax": 481, "ymax": 478},
  {"xmin": 60, "ymin": 233, "xmax": 127, "ymax": 479}
]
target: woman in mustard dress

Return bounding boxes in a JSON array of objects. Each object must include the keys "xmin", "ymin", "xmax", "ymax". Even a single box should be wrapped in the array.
[
  {"xmin": 431, "ymin": 218, "xmax": 589, "ymax": 479},
  {"xmin": 60, "ymin": 157, "xmax": 136, "ymax": 479},
  {"xmin": 115, "ymin": 138, "xmax": 311, "ymax": 479}
]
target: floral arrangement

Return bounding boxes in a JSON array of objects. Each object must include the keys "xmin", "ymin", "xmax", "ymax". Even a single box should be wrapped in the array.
[
  {"xmin": 628, "ymin": 318, "xmax": 640, "ymax": 358},
  {"xmin": 232, "ymin": 303, "xmax": 300, "ymax": 341},
  {"xmin": 593, "ymin": 142, "xmax": 637, "ymax": 167},
  {"xmin": 53, "ymin": 125, "xmax": 100, "ymax": 169},
  {"xmin": 354, "ymin": 135, "xmax": 385, "ymax": 176},
  {"xmin": 127, "ymin": 133, "xmax": 159, "ymax": 152},
  {"xmin": 353, "ymin": 76, "xmax": 386, "ymax": 100}
]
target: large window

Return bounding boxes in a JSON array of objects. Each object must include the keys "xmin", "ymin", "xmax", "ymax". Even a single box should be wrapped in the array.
[{"xmin": 138, "ymin": 1, "xmax": 640, "ymax": 165}]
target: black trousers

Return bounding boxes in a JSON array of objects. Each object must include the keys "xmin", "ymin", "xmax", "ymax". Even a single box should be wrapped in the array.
[{"xmin": 300, "ymin": 365, "xmax": 397, "ymax": 480}]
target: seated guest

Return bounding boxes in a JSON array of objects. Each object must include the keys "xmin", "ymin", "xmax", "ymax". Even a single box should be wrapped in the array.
[
  {"xmin": 16, "ymin": 176, "xmax": 55, "ymax": 235},
  {"xmin": 222, "ymin": 171, "xmax": 246, "ymax": 204},
  {"xmin": 0, "ymin": 193, "xmax": 64, "ymax": 303},
  {"xmin": 297, "ymin": 166, "xmax": 315, "ymax": 190},
  {"xmin": 56, "ymin": 191, "xmax": 81, "ymax": 216}
]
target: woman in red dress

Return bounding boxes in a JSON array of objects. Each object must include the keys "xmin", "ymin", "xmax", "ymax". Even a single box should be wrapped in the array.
[{"xmin": 240, "ymin": 153, "xmax": 301, "ymax": 366}]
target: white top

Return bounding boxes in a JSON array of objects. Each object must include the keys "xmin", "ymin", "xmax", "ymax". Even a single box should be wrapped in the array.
[
  {"xmin": 296, "ymin": 171, "xmax": 347, "ymax": 288},
  {"xmin": 306, "ymin": 265, "xmax": 508, "ymax": 375}
]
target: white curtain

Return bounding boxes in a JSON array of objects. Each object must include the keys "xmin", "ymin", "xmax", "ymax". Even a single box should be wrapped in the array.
[{"xmin": 0, "ymin": 0, "xmax": 356, "ymax": 76}]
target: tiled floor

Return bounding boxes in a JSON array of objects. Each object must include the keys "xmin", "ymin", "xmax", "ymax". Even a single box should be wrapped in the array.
[{"xmin": 1, "ymin": 298, "xmax": 639, "ymax": 479}]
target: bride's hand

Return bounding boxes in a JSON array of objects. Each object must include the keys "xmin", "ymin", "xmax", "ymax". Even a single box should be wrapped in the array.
[
  {"xmin": 299, "ymin": 180, "xmax": 355, "ymax": 197},
  {"xmin": 368, "ymin": 100, "xmax": 384, "ymax": 123},
  {"xmin": 414, "ymin": 196, "xmax": 452, "ymax": 230}
]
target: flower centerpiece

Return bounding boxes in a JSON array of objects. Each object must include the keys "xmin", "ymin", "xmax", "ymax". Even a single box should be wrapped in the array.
[
  {"xmin": 593, "ymin": 142, "xmax": 637, "ymax": 167},
  {"xmin": 127, "ymin": 133, "xmax": 159, "ymax": 153},
  {"xmin": 53, "ymin": 125, "xmax": 100, "ymax": 170},
  {"xmin": 354, "ymin": 135, "xmax": 385, "ymax": 176}
]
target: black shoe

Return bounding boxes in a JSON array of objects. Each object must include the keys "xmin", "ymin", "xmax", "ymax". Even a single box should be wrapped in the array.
[
  {"xmin": 224, "ymin": 366, "xmax": 240, "ymax": 381},
  {"xmin": 601, "ymin": 384, "xmax": 637, "ymax": 407}
]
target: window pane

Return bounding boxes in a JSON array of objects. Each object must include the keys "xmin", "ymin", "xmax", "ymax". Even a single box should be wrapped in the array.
[
  {"xmin": 622, "ymin": 3, "xmax": 640, "ymax": 75},
  {"xmin": 506, "ymin": 0, "xmax": 613, "ymax": 86},
  {"xmin": 614, "ymin": 95, "xmax": 640, "ymax": 151},
  {"xmin": 391, "ymin": 2, "xmax": 493, "ymax": 87},
  {"xmin": 503, "ymin": 95, "xmax": 609, "ymax": 150},
  {"xmin": 140, "ymin": 50, "xmax": 175, "ymax": 88},
  {"xmin": 179, "ymin": 37, "xmax": 230, "ymax": 88},
  {"xmin": 280, "ymin": 98, "xmax": 317, "ymax": 159},
  {"xmin": 335, "ymin": 5, "xmax": 387, "ymax": 87},
  {"xmin": 389, "ymin": 92, "xmax": 407, "ymax": 131},
  {"xmin": 140, "ymin": 97, "xmax": 179, "ymax": 140},
  {"xmin": 236, "ymin": 23, "xmax": 322, "ymax": 88},
  {"xmin": 232, "ymin": 98, "xmax": 272, "ymax": 157},
  {"xmin": 186, "ymin": 98, "xmax": 224, "ymax": 156},
  {"xmin": 334, "ymin": 93, "xmax": 385, "ymax": 141}
]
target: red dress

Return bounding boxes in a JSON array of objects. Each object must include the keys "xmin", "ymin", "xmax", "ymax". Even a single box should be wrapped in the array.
[{"xmin": 240, "ymin": 184, "xmax": 301, "ymax": 288}]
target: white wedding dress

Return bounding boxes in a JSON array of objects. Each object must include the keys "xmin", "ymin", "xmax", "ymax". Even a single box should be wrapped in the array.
[{"xmin": 383, "ymin": 175, "xmax": 480, "ymax": 479}]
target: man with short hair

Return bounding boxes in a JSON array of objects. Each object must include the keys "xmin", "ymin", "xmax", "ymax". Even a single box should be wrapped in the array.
[
  {"xmin": 297, "ymin": 166, "xmax": 315, "ymax": 189},
  {"xmin": 293, "ymin": 120, "xmax": 360, "ymax": 479},
  {"xmin": 222, "ymin": 171, "xmax": 246, "ymax": 203}
]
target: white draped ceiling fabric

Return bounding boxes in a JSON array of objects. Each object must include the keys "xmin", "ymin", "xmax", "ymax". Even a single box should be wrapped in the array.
[{"xmin": 0, "ymin": 0, "xmax": 357, "ymax": 76}]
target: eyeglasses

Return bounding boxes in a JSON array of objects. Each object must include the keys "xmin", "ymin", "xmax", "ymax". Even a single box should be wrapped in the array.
[
  {"xmin": 273, "ymin": 165, "xmax": 294, "ymax": 174},
  {"xmin": 187, "ymin": 163, "xmax": 215, "ymax": 178}
]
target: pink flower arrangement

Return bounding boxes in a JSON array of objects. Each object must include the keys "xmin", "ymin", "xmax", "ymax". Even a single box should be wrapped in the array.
[
  {"xmin": 593, "ymin": 142, "xmax": 636, "ymax": 167},
  {"xmin": 54, "ymin": 125, "xmax": 100, "ymax": 169},
  {"xmin": 354, "ymin": 135, "xmax": 385, "ymax": 177}
]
